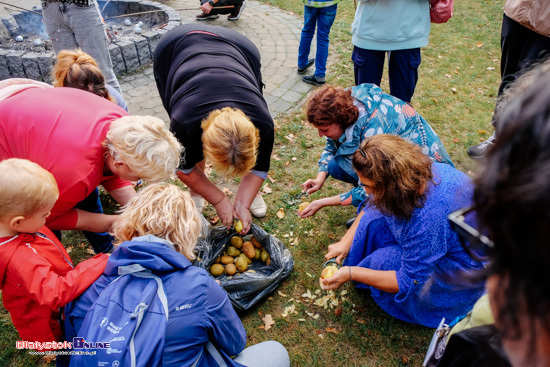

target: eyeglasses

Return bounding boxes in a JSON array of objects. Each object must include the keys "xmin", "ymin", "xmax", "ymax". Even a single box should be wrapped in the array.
[{"xmin": 448, "ymin": 206, "xmax": 494, "ymax": 262}]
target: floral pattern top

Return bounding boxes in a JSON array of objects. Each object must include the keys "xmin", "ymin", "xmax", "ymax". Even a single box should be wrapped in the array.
[{"xmin": 317, "ymin": 83, "xmax": 453, "ymax": 207}]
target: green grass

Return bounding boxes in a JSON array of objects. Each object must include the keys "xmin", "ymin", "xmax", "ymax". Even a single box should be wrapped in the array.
[{"xmin": 0, "ymin": 0, "xmax": 502, "ymax": 365}]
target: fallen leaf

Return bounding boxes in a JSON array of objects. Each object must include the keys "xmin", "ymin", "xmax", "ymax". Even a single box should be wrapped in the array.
[
  {"xmin": 209, "ymin": 215, "xmax": 219, "ymax": 224},
  {"xmin": 291, "ymin": 157, "xmax": 297, "ymax": 161},
  {"xmin": 357, "ymin": 318, "xmax": 366, "ymax": 324},
  {"xmin": 451, "ymin": 87, "xmax": 457, "ymax": 93},
  {"xmin": 326, "ymin": 327, "xmax": 339, "ymax": 334},
  {"xmin": 272, "ymin": 154, "xmax": 281, "ymax": 161},
  {"xmin": 306, "ymin": 272, "xmax": 313, "ymax": 278},
  {"xmin": 402, "ymin": 356, "xmax": 409, "ymax": 364},
  {"xmin": 476, "ymin": 42, "xmax": 483, "ymax": 48},
  {"xmin": 267, "ymin": 174, "xmax": 277, "ymax": 183},
  {"xmin": 86, "ymin": 248, "xmax": 96, "ymax": 255},
  {"xmin": 334, "ymin": 308, "xmax": 342, "ymax": 317},
  {"xmin": 78, "ymin": 242, "xmax": 86, "ymax": 248},
  {"xmin": 278, "ymin": 291, "xmax": 287, "ymax": 297},
  {"xmin": 298, "ymin": 319, "xmax": 306, "ymax": 322},
  {"xmin": 477, "ymin": 129, "xmax": 488, "ymax": 134},
  {"xmin": 262, "ymin": 314, "xmax": 275, "ymax": 331},
  {"xmin": 222, "ymin": 187, "xmax": 233, "ymax": 196},
  {"xmin": 281, "ymin": 304, "xmax": 296, "ymax": 317},
  {"xmin": 284, "ymin": 161, "xmax": 290, "ymax": 167},
  {"xmin": 276, "ymin": 208, "xmax": 285, "ymax": 219},
  {"xmin": 262, "ymin": 184, "xmax": 272, "ymax": 194},
  {"xmin": 487, "ymin": 67, "xmax": 495, "ymax": 71},
  {"xmin": 432, "ymin": 98, "xmax": 439, "ymax": 105},
  {"xmin": 453, "ymin": 137, "xmax": 460, "ymax": 143},
  {"xmin": 66, "ymin": 246, "xmax": 73, "ymax": 254}
]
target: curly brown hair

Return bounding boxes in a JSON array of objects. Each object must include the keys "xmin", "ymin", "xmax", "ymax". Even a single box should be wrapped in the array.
[
  {"xmin": 352, "ymin": 135, "xmax": 433, "ymax": 220},
  {"xmin": 306, "ymin": 86, "xmax": 359, "ymax": 129}
]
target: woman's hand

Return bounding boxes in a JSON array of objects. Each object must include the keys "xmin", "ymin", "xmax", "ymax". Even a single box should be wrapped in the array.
[
  {"xmin": 297, "ymin": 199, "xmax": 325, "ymax": 218},
  {"xmin": 213, "ymin": 196, "xmax": 234, "ymax": 229},
  {"xmin": 320, "ymin": 266, "xmax": 351, "ymax": 290},
  {"xmin": 302, "ymin": 171, "xmax": 328, "ymax": 195},
  {"xmin": 325, "ymin": 240, "xmax": 350, "ymax": 265},
  {"xmin": 233, "ymin": 205, "xmax": 252, "ymax": 235}
]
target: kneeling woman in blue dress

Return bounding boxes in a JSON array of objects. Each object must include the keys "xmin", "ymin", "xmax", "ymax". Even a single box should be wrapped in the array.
[{"xmin": 321, "ymin": 134, "xmax": 485, "ymax": 328}]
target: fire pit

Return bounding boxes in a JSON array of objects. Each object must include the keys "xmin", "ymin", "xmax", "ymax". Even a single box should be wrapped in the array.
[{"xmin": 0, "ymin": 0, "xmax": 181, "ymax": 82}]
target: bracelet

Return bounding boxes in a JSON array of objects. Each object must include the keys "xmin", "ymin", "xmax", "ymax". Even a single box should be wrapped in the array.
[{"xmin": 348, "ymin": 266, "xmax": 352, "ymax": 281}]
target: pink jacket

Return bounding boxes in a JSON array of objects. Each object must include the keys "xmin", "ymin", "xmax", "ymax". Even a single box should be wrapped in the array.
[
  {"xmin": 0, "ymin": 86, "xmax": 132, "ymax": 229},
  {"xmin": 0, "ymin": 227, "xmax": 108, "ymax": 344},
  {"xmin": 505, "ymin": 0, "xmax": 550, "ymax": 37}
]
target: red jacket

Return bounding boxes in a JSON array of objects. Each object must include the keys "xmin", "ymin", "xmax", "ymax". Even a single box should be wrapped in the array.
[
  {"xmin": 0, "ymin": 87, "xmax": 132, "ymax": 230},
  {"xmin": 0, "ymin": 227, "xmax": 108, "ymax": 344}
]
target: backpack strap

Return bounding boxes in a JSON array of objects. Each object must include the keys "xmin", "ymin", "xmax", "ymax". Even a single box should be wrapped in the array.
[{"xmin": 118, "ymin": 264, "xmax": 170, "ymax": 367}]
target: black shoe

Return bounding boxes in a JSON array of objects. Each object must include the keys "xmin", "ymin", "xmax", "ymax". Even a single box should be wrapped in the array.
[
  {"xmin": 346, "ymin": 217, "xmax": 357, "ymax": 228},
  {"xmin": 297, "ymin": 58, "xmax": 314, "ymax": 74},
  {"xmin": 467, "ymin": 135, "xmax": 495, "ymax": 159},
  {"xmin": 302, "ymin": 74, "xmax": 325, "ymax": 86},
  {"xmin": 196, "ymin": 12, "xmax": 219, "ymax": 20},
  {"xmin": 228, "ymin": 1, "xmax": 245, "ymax": 20}
]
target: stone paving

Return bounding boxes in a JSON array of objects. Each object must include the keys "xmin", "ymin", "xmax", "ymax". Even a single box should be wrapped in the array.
[{"xmin": 1, "ymin": 0, "xmax": 315, "ymax": 120}]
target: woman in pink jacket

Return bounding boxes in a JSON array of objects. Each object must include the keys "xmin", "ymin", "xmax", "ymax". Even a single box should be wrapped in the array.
[{"xmin": 0, "ymin": 79, "xmax": 182, "ymax": 253}]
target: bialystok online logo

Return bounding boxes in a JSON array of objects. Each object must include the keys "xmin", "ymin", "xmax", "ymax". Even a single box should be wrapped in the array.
[{"xmin": 16, "ymin": 338, "xmax": 110, "ymax": 351}]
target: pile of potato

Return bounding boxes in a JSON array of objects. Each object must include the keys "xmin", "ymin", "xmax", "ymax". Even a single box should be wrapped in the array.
[{"xmin": 209, "ymin": 235, "xmax": 271, "ymax": 277}]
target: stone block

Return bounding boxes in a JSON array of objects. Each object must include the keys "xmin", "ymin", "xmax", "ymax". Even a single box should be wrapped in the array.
[
  {"xmin": 1, "ymin": 16, "xmax": 20, "ymax": 37},
  {"xmin": 37, "ymin": 51, "xmax": 56, "ymax": 83},
  {"xmin": 142, "ymin": 29, "xmax": 165, "ymax": 56},
  {"xmin": 6, "ymin": 50, "xmax": 26, "ymax": 78},
  {"xmin": 21, "ymin": 52, "xmax": 42, "ymax": 81},
  {"xmin": 130, "ymin": 36, "xmax": 151, "ymax": 65},
  {"xmin": 117, "ymin": 39, "xmax": 140, "ymax": 72},
  {"xmin": 0, "ymin": 49, "xmax": 11, "ymax": 79},
  {"xmin": 109, "ymin": 43, "xmax": 126, "ymax": 75}
]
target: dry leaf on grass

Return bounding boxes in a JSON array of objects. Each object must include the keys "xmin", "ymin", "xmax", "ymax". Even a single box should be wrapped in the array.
[
  {"xmin": 209, "ymin": 216, "xmax": 219, "ymax": 225},
  {"xmin": 272, "ymin": 154, "xmax": 281, "ymax": 161},
  {"xmin": 326, "ymin": 327, "xmax": 339, "ymax": 334},
  {"xmin": 66, "ymin": 246, "xmax": 73, "ymax": 254},
  {"xmin": 276, "ymin": 208, "xmax": 285, "ymax": 219},
  {"xmin": 262, "ymin": 184, "xmax": 272, "ymax": 194},
  {"xmin": 262, "ymin": 314, "xmax": 275, "ymax": 331},
  {"xmin": 222, "ymin": 187, "xmax": 233, "ymax": 196},
  {"xmin": 86, "ymin": 248, "xmax": 96, "ymax": 255}
]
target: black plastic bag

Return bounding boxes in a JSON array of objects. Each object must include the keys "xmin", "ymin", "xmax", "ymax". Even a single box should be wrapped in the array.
[{"xmin": 194, "ymin": 223, "xmax": 294, "ymax": 312}]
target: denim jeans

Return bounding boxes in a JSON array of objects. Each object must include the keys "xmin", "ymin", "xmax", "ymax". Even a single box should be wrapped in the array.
[
  {"xmin": 41, "ymin": 0, "xmax": 121, "ymax": 94},
  {"xmin": 327, "ymin": 158, "xmax": 358, "ymax": 186},
  {"xmin": 74, "ymin": 188, "xmax": 115, "ymax": 254},
  {"xmin": 298, "ymin": 4, "xmax": 338, "ymax": 78}
]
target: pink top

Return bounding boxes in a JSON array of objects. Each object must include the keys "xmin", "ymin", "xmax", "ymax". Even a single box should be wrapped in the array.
[{"xmin": 0, "ymin": 87, "xmax": 131, "ymax": 229}]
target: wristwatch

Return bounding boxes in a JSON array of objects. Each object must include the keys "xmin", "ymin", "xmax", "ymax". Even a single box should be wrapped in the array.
[{"xmin": 208, "ymin": 0, "xmax": 215, "ymax": 6}]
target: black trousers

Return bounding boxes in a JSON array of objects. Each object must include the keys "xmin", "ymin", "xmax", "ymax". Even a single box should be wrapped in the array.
[{"xmin": 499, "ymin": 13, "xmax": 550, "ymax": 97}]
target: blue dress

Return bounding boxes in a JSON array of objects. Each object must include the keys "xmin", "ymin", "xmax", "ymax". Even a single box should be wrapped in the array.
[{"xmin": 346, "ymin": 163, "xmax": 485, "ymax": 328}]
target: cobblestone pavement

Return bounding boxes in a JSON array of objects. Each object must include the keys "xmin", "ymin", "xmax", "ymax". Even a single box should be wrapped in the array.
[{"xmin": 2, "ymin": 0, "xmax": 314, "ymax": 121}]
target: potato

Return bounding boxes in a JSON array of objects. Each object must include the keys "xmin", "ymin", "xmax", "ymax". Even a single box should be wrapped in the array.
[
  {"xmin": 242, "ymin": 241, "xmax": 256, "ymax": 259},
  {"xmin": 239, "ymin": 253, "xmax": 252, "ymax": 265},
  {"xmin": 298, "ymin": 201, "xmax": 310, "ymax": 213},
  {"xmin": 230, "ymin": 236, "xmax": 244, "ymax": 249},
  {"xmin": 214, "ymin": 256, "xmax": 221, "ymax": 264},
  {"xmin": 226, "ymin": 246, "xmax": 241, "ymax": 257},
  {"xmin": 250, "ymin": 236, "xmax": 262, "ymax": 248},
  {"xmin": 261, "ymin": 249, "xmax": 269, "ymax": 263},
  {"xmin": 254, "ymin": 248, "xmax": 261, "ymax": 260},
  {"xmin": 321, "ymin": 265, "xmax": 337, "ymax": 279},
  {"xmin": 235, "ymin": 256, "xmax": 248, "ymax": 272},
  {"xmin": 221, "ymin": 255, "xmax": 234, "ymax": 265},
  {"xmin": 225, "ymin": 263, "xmax": 237, "ymax": 276},
  {"xmin": 210, "ymin": 264, "xmax": 224, "ymax": 277},
  {"xmin": 234, "ymin": 219, "xmax": 243, "ymax": 233}
]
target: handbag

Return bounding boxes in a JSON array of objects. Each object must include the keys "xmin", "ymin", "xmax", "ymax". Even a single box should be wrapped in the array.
[{"xmin": 429, "ymin": 0, "xmax": 453, "ymax": 23}]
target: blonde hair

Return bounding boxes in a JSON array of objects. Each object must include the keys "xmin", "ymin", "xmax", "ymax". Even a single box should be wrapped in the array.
[
  {"xmin": 53, "ymin": 49, "xmax": 114, "ymax": 103},
  {"xmin": 104, "ymin": 116, "xmax": 183, "ymax": 182},
  {"xmin": 0, "ymin": 159, "xmax": 59, "ymax": 218},
  {"xmin": 112, "ymin": 183, "xmax": 201, "ymax": 260},
  {"xmin": 201, "ymin": 107, "xmax": 259, "ymax": 177}
]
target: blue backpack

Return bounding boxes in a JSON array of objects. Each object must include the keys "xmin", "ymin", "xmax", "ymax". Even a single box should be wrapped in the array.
[{"xmin": 69, "ymin": 264, "xmax": 169, "ymax": 367}]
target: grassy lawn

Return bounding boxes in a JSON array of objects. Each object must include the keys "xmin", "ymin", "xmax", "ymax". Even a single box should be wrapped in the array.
[{"xmin": 0, "ymin": 0, "xmax": 502, "ymax": 365}]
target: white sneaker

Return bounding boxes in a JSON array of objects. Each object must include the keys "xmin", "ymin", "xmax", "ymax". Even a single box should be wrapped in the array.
[
  {"xmin": 250, "ymin": 195, "xmax": 267, "ymax": 218},
  {"xmin": 191, "ymin": 195, "xmax": 205, "ymax": 213}
]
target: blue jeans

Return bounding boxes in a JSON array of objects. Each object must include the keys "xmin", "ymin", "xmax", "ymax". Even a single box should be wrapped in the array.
[
  {"xmin": 327, "ymin": 159, "xmax": 358, "ymax": 186},
  {"xmin": 352, "ymin": 47, "xmax": 421, "ymax": 103},
  {"xmin": 74, "ymin": 188, "xmax": 115, "ymax": 254},
  {"xmin": 298, "ymin": 4, "xmax": 338, "ymax": 78}
]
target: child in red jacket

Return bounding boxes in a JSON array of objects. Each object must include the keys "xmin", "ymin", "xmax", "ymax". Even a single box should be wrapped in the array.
[{"xmin": 0, "ymin": 158, "xmax": 109, "ymax": 345}]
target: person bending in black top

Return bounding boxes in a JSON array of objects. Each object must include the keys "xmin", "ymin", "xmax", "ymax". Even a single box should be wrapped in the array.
[{"xmin": 153, "ymin": 24, "xmax": 274, "ymax": 235}]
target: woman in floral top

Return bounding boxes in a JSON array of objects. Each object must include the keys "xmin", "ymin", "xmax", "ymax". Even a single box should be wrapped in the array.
[{"xmin": 298, "ymin": 84, "xmax": 453, "ymax": 218}]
